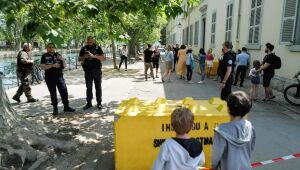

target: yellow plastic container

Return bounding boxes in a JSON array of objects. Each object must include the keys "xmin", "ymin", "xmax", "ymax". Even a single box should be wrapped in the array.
[
  {"xmin": 198, "ymin": 60, "xmax": 219, "ymax": 76},
  {"xmin": 114, "ymin": 97, "xmax": 229, "ymax": 170}
]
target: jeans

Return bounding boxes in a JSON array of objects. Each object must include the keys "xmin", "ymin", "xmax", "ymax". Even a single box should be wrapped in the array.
[
  {"xmin": 199, "ymin": 63, "xmax": 205, "ymax": 81},
  {"xmin": 186, "ymin": 65, "xmax": 193, "ymax": 81},
  {"xmin": 119, "ymin": 55, "xmax": 127, "ymax": 69}
]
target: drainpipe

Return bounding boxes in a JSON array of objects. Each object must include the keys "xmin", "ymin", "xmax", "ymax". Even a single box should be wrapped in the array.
[{"xmin": 236, "ymin": 0, "xmax": 242, "ymax": 50}]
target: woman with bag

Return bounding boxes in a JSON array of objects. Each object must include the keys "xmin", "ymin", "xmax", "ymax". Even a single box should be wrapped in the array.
[
  {"xmin": 118, "ymin": 45, "xmax": 128, "ymax": 71},
  {"xmin": 186, "ymin": 47, "xmax": 195, "ymax": 84},
  {"xmin": 162, "ymin": 45, "xmax": 174, "ymax": 82}
]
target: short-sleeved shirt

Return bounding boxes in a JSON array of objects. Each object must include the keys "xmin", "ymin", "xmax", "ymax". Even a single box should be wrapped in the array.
[
  {"xmin": 199, "ymin": 54, "xmax": 206, "ymax": 64},
  {"xmin": 143, "ymin": 48, "xmax": 153, "ymax": 63},
  {"xmin": 219, "ymin": 50, "xmax": 234, "ymax": 78},
  {"xmin": 17, "ymin": 50, "xmax": 33, "ymax": 71},
  {"xmin": 41, "ymin": 52, "xmax": 64, "ymax": 77},
  {"xmin": 79, "ymin": 45, "xmax": 104, "ymax": 71},
  {"xmin": 206, "ymin": 53, "xmax": 214, "ymax": 61},
  {"xmin": 262, "ymin": 54, "xmax": 275, "ymax": 76},
  {"xmin": 236, "ymin": 52, "xmax": 250, "ymax": 66}
]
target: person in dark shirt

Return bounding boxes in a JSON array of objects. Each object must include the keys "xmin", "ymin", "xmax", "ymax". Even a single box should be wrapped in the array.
[
  {"xmin": 257, "ymin": 43, "xmax": 276, "ymax": 101},
  {"xmin": 40, "ymin": 43, "xmax": 75, "ymax": 115},
  {"xmin": 143, "ymin": 44, "xmax": 155, "ymax": 81},
  {"xmin": 79, "ymin": 36, "xmax": 106, "ymax": 110},
  {"xmin": 219, "ymin": 41, "xmax": 234, "ymax": 100},
  {"xmin": 172, "ymin": 44, "xmax": 180, "ymax": 72},
  {"xmin": 152, "ymin": 47, "xmax": 160, "ymax": 78}
]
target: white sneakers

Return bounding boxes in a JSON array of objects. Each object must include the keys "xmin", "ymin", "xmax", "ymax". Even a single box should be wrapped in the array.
[{"xmin": 198, "ymin": 81, "xmax": 204, "ymax": 84}]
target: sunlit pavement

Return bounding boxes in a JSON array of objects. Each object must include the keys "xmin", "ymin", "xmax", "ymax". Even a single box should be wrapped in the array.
[{"xmin": 5, "ymin": 60, "xmax": 300, "ymax": 170}]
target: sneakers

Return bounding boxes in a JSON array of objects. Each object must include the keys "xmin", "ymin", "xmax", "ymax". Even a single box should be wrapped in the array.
[
  {"xmin": 64, "ymin": 106, "xmax": 75, "ymax": 112},
  {"xmin": 161, "ymin": 78, "xmax": 165, "ymax": 83},
  {"xmin": 156, "ymin": 75, "xmax": 159, "ymax": 78},
  {"xmin": 197, "ymin": 81, "xmax": 204, "ymax": 84},
  {"xmin": 188, "ymin": 81, "xmax": 194, "ymax": 84},
  {"xmin": 97, "ymin": 104, "xmax": 103, "ymax": 110},
  {"xmin": 53, "ymin": 106, "xmax": 58, "ymax": 116},
  {"xmin": 83, "ymin": 103, "xmax": 93, "ymax": 110},
  {"xmin": 12, "ymin": 96, "xmax": 21, "ymax": 103},
  {"xmin": 27, "ymin": 98, "xmax": 39, "ymax": 103}
]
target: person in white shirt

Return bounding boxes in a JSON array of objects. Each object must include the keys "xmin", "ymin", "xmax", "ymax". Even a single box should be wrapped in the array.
[{"xmin": 118, "ymin": 45, "xmax": 128, "ymax": 71}]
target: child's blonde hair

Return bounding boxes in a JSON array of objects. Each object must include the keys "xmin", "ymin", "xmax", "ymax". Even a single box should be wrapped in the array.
[{"xmin": 171, "ymin": 107, "xmax": 194, "ymax": 135}]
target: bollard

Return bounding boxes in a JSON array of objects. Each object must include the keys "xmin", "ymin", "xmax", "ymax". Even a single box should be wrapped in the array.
[{"xmin": 114, "ymin": 97, "xmax": 230, "ymax": 170}]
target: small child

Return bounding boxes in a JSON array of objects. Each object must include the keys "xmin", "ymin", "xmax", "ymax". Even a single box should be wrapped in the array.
[
  {"xmin": 212, "ymin": 91, "xmax": 256, "ymax": 170},
  {"xmin": 249, "ymin": 60, "xmax": 261, "ymax": 101},
  {"xmin": 152, "ymin": 107, "xmax": 205, "ymax": 170}
]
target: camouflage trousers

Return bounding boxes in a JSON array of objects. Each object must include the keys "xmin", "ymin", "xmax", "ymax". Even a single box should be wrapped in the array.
[{"xmin": 14, "ymin": 71, "xmax": 33, "ymax": 99}]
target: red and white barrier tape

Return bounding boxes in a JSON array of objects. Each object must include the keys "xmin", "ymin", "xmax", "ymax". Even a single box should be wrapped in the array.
[
  {"xmin": 251, "ymin": 153, "xmax": 300, "ymax": 168},
  {"xmin": 199, "ymin": 152, "xmax": 300, "ymax": 170}
]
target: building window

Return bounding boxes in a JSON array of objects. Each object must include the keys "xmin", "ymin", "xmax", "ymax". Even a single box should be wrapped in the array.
[
  {"xmin": 211, "ymin": 12, "xmax": 217, "ymax": 45},
  {"xmin": 248, "ymin": 0, "xmax": 262, "ymax": 44},
  {"xmin": 281, "ymin": 0, "xmax": 300, "ymax": 44},
  {"xmin": 189, "ymin": 24, "xmax": 193, "ymax": 45},
  {"xmin": 194, "ymin": 21, "xmax": 199, "ymax": 46},
  {"xmin": 225, "ymin": 3, "xmax": 234, "ymax": 41}
]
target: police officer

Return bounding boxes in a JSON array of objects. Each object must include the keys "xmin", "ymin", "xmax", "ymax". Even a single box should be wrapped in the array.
[
  {"xmin": 79, "ymin": 36, "xmax": 105, "ymax": 110},
  {"xmin": 12, "ymin": 43, "xmax": 38, "ymax": 103},
  {"xmin": 40, "ymin": 43, "xmax": 75, "ymax": 115},
  {"xmin": 219, "ymin": 41, "xmax": 234, "ymax": 100}
]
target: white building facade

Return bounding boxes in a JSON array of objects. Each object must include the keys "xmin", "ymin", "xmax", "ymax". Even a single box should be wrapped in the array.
[{"xmin": 166, "ymin": 0, "xmax": 300, "ymax": 90}]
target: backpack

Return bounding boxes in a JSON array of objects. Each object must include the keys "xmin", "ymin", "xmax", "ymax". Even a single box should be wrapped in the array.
[{"xmin": 272, "ymin": 53, "xmax": 281, "ymax": 69}]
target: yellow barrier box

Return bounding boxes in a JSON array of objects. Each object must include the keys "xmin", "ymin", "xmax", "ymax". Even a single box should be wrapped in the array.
[
  {"xmin": 198, "ymin": 60, "xmax": 219, "ymax": 76},
  {"xmin": 114, "ymin": 97, "xmax": 229, "ymax": 170}
]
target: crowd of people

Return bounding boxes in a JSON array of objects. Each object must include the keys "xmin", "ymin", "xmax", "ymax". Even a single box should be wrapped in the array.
[{"xmin": 143, "ymin": 41, "xmax": 282, "ymax": 102}]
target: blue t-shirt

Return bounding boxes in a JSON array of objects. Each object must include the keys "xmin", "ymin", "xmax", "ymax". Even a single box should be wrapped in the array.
[{"xmin": 199, "ymin": 54, "xmax": 206, "ymax": 64}]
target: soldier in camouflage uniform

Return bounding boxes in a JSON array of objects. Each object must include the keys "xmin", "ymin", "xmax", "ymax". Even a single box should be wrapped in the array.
[{"xmin": 12, "ymin": 43, "xmax": 38, "ymax": 103}]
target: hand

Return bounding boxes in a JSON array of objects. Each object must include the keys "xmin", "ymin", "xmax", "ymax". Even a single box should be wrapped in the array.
[
  {"xmin": 58, "ymin": 55, "xmax": 64, "ymax": 60},
  {"xmin": 220, "ymin": 82, "xmax": 225, "ymax": 89},
  {"xmin": 53, "ymin": 63, "xmax": 60, "ymax": 68},
  {"xmin": 99, "ymin": 55, "xmax": 106, "ymax": 61}
]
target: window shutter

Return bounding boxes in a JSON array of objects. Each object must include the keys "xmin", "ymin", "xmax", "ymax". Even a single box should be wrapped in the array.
[{"xmin": 281, "ymin": 0, "xmax": 298, "ymax": 43}]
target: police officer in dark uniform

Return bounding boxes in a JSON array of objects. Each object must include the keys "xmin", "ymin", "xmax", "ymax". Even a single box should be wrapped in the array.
[
  {"xmin": 219, "ymin": 41, "xmax": 234, "ymax": 100},
  {"xmin": 12, "ymin": 43, "xmax": 38, "ymax": 103},
  {"xmin": 40, "ymin": 43, "xmax": 75, "ymax": 115},
  {"xmin": 79, "ymin": 36, "xmax": 105, "ymax": 110}
]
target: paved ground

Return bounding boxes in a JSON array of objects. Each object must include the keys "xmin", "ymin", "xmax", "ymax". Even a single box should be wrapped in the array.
[{"xmin": 5, "ymin": 60, "xmax": 300, "ymax": 170}]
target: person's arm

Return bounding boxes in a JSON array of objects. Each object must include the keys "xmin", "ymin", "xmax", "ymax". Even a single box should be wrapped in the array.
[
  {"xmin": 198, "ymin": 151, "xmax": 205, "ymax": 167},
  {"xmin": 78, "ymin": 48, "xmax": 86, "ymax": 62},
  {"xmin": 251, "ymin": 128, "xmax": 256, "ymax": 152},
  {"xmin": 58, "ymin": 54, "xmax": 66, "ymax": 68},
  {"xmin": 212, "ymin": 132, "xmax": 226, "ymax": 170},
  {"xmin": 220, "ymin": 66, "xmax": 232, "ymax": 88},
  {"xmin": 92, "ymin": 47, "xmax": 106, "ymax": 61},
  {"xmin": 20, "ymin": 52, "xmax": 34, "ymax": 64},
  {"xmin": 152, "ymin": 142, "xmax": 169, "ymax": 170},
  {"xmin": 257, "ymin": 62, "xmax": 270, "ymax": 72},
  {"xmin": 40, "ymin": 55, "xmax": 60, "ymax": 70}
]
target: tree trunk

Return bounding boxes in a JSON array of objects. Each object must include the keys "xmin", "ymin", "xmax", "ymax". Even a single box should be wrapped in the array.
[
  {"xmin": 109, "ymin": 22, "xmax": 117, "ymax": 69},
  {"xmin": 128, "ymin": 36, "xmax": 139, "ymax": 59}
]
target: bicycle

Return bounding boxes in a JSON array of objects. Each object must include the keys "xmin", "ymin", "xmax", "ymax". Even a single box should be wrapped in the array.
[{"xmin": 283, "ymin": 74, "xmax": 300, "ymax": 106}]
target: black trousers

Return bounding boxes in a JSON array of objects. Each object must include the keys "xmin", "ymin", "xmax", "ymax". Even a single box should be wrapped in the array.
[
  {"xmin": 119, "ymin": 55, "xmax": 127, "ymax": 69},
  {"xmin": 234, "ymin": 65, "xmax": 247, "ymax": 86},
  {"xmin": 85, "ymin": 69, "xmax": 102, "ymax": 104},
  {"xmin": 221, "ymin": 76, "xmax": 233, "ymax": 100},
  {"xmin": 173, "ymin": 56, "xmax": 178, "ymax": 71},
  {"xmin": 186, "ymin": 65, "xmax": 193, "ymax": 81},
  {"xmin": 45, "ymin": 75, "xmax": 69, "ymax": 106}
]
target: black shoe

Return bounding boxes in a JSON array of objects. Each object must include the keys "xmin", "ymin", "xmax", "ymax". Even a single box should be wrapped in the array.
[
  {"xmin": 64, "ymin": 106, "xmax": 75, "ymax": 112},
  {"xmin": 12, "ymin": 96, "xmax": 21, "ymax": 103},
  {"xmin": 240, "ymin": 84, "xmax": 244, "ymax": 87},
  {"xmin": 27, "ymin": 98, "xmax": 39, "ymax": 103},
  {"xmin": 83, "ymin": 103, "xmax": 92, "ymax": 110},
  {"xmin": 97, "ymin": 104, "xmax": 103, "ymax": 110},
  {"xmin": 53, "ymin": 106, "xmax": 58, "ymax": 116},
  {"xmin": 233, "ymin": 83, "xmax": 237, "ymax": 86}
]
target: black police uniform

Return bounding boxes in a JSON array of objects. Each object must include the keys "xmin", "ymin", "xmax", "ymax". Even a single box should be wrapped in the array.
[
  {"xmin": 219, "ymin": 50, "xmax": 234, "ymax": 100},
  {"xmin": 41, "ymin": 52, "xmax": 73, "ymax": 113},
  {"xmin": 79, "ymin": 45, "xmax": 104, "ymax": 107}
]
